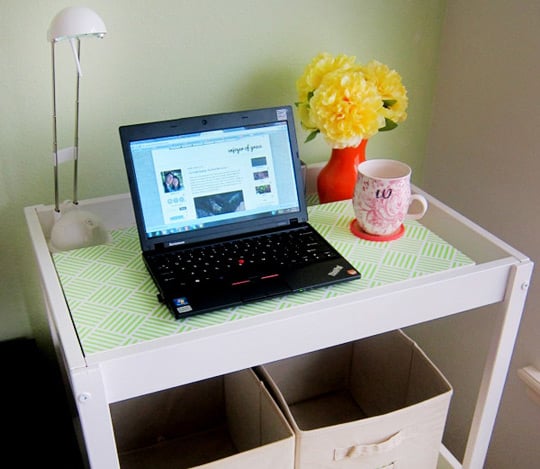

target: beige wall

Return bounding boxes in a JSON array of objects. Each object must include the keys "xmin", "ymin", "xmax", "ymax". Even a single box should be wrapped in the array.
[
  {"xmin": 420, "ymin": 1, "xmax": 540, "ymax": 467},
  {"xmin": 0, "ymin": 0, "xmax": 445, "ymax": 342}
]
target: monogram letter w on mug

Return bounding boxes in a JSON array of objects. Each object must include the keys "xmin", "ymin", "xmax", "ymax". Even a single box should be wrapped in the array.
[{"xmin": 351, "ymin": 159, "xmax": 428, "ymax": 241}]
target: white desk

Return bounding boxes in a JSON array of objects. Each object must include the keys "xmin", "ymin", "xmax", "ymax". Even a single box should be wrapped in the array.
[{"xmin": 25, "ymin": 188, "xmax": 532, "ymax": 468}]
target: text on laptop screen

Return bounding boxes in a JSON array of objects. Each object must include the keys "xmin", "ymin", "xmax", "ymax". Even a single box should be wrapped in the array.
[{"xmin": 129, "ymin": 121, "xmax": 300, "ymax": 239}]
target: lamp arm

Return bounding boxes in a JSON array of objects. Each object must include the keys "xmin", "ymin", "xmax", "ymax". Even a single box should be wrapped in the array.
[
  {"xmin": 69, "ymin": 37, "xmax": 83, "ymax": 77},
  {"xmin": 73, "ymin": 38, "xmax": 81, "ymax": 205}
]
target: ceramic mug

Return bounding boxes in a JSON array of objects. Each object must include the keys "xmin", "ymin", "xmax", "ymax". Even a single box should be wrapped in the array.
[{"xmin": 352, "ymin": 159, "xmax": 428, "ymax": 236}]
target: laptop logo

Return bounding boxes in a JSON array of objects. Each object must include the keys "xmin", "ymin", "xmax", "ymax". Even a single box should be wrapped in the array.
[
  {"xmin": 328, "ymin": 265, "xmax": 343, "ymax": 277},
  {"xmin": 173, "ymin": 297, "xmax": 193, "ymax": 314}
]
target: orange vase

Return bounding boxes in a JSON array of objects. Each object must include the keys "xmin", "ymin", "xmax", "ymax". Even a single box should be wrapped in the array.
[{"xmin": 317, "ymin": 139, "xmax": 367, "ymax": 204}]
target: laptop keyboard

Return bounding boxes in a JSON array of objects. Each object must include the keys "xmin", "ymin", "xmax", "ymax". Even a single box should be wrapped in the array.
[{"xmin": 148, "ymin": 226, "xmax": 340, "ymax": 289}]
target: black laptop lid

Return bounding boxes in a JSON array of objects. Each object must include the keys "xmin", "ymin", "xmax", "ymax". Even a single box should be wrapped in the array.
[{"xmin": 119, "ymin": 106, "xmax": 307, "ymax": 253}]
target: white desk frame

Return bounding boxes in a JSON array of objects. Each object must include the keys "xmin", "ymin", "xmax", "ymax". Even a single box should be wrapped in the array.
[{"xmin": 25, "ymin": 186, "xmax": 533, "ymax": 469}]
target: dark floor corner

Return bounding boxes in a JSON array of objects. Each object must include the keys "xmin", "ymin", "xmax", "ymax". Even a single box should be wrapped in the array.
[{"xmin": 1, "ymin": 338, "xmax": 86, "ymax": 468}]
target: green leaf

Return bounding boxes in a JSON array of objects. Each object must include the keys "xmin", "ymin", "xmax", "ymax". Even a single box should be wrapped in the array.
[
  {"xmin": 305, "ymin": 130, "xmax": 319, "ymax": 143},
  {"xmin": 379, "ymin": 118, "xmax": 398, "ymax": 132},
  {"xmin": 382, "ymin": 99, "xmax": 397, "ymax": 108},
  {"xmin": 295, "ymin": 101, "xmax": 311, "ymax": 109},
  {"xmin": 307, "ymin": 90, "xmax": 315, "ymax": 101}
]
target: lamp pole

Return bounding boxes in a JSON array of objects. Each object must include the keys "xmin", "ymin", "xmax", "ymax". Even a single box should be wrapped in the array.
[
  {"xmin": 51, "ymin": 42, "xmax": 60, "ymax": 214},
  {"xmin": 73, "ymin": 38, "xmax": 81, "ymax": 205}
]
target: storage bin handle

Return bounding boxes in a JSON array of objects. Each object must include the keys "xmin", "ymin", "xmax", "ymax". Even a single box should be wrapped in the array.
[{"xmin": 333, "ymin": 431, "xmax": 403, "ymax": 461}]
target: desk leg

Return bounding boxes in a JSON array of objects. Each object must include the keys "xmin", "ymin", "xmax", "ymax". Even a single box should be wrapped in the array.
[
  {"xmin": 462, "ymin": 261, "xmax": 534, "ymax": 468},
  {"xmin": 72, "ymin": 365, "xmax": 119, "ymax": 469}
]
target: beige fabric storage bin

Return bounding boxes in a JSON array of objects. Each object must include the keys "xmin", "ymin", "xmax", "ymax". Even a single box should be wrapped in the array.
[
  {"xmin": 110, "ymin": 369, "xmax": 295, "ymax": 469},
  {"xmin": 257, "ymin": 330, "xmax": 452, "ymax": 469}
]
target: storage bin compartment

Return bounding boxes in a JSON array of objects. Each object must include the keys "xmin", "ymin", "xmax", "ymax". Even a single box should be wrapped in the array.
[
  {"xmin": 257, "ymin": 330, "xmax": 452, "ymax": 469},
  {"xmin": 110, "ymin": 369, "xmax": 295, "ymax": 468}
]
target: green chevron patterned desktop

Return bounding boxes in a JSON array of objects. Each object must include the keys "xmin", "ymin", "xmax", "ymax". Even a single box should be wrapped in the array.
[{"xmin": 52, "ymin": 201, "xmax": 474, "ymax": 355}]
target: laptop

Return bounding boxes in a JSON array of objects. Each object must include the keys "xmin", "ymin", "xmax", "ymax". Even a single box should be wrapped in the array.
[{"xmin": 119, "ymin": 105, "xmax": 360, "ymax": 318}]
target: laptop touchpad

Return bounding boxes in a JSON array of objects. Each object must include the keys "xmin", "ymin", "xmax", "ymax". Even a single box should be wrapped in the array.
[{"xmin": 234, "ymin": 276, "xmax": 291, "ymax": 301}]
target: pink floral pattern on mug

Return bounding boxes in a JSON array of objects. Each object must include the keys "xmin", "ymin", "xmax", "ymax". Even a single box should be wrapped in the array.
[{"xmin": 353, "ymin": 159, "xmax": 428, "ymax": 236}]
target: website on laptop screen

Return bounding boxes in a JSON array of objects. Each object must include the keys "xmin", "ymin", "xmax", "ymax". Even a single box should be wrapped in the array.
[{"xmin": 129, "ymin": 121, "xmax": 301, "ymax": 239}]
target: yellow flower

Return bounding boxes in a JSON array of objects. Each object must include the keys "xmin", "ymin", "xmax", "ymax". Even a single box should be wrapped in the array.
[
  {"xmin": 361, "ymin": 60, "xmax": 408, "ymax": 125},
  {"xmin": 295, "ymin": 53, "xmax": 408, "ymax": 147},
  {"xmin": 296, "ymin": 52, "xmax": 357, "ymax": 132},
  {"xmin": 296, "ymin": 52, "xmax": 356, "ymax": 103},
  {"xmin": 310, "ymin": 69, "xmax": 383, "ymax": 148}
]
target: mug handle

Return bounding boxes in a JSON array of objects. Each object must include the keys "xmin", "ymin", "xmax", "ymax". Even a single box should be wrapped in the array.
[{"xmin": 406, "ymin": 194, "xmax": 428, "ymax": 220}]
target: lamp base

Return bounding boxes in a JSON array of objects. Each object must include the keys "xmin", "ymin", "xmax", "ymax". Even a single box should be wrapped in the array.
[{"xmin": 49, "ymin": 203, "xmax": 111, "ymax": 252}]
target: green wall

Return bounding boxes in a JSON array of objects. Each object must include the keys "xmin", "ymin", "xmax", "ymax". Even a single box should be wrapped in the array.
[{"xmin": 0, "ymin": 0, "xmax": 445, "ymax": 342}]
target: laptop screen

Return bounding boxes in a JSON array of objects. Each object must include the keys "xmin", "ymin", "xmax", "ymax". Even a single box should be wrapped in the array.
[{"xmin": 120, "ymin": 106, "xmax": 307, "ymax": 252}]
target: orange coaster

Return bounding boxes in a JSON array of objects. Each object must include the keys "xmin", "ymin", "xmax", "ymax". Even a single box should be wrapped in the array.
[{"xmin": 349, "ymin": 219, "xmax": 405, "ymax": 242}]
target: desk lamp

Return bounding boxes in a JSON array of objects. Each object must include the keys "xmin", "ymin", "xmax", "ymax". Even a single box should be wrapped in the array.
[{"xmin": 47, "ymin": 6, "xmax": 111, "ymax": 252}]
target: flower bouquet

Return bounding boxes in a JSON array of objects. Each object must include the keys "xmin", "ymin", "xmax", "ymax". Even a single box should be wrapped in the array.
[{"xmin": 296, "ymin": 53, "xmax": 408, "ymax": 202}]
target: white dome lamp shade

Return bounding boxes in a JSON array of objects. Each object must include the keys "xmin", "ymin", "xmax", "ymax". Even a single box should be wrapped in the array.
[
  {"xmin": 48, "ymin": 6, "xmax": 107, "ymax": 42},
  {"xmin": 47, "ymin": 7, "xmax": 111, "ymax": 252}
]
